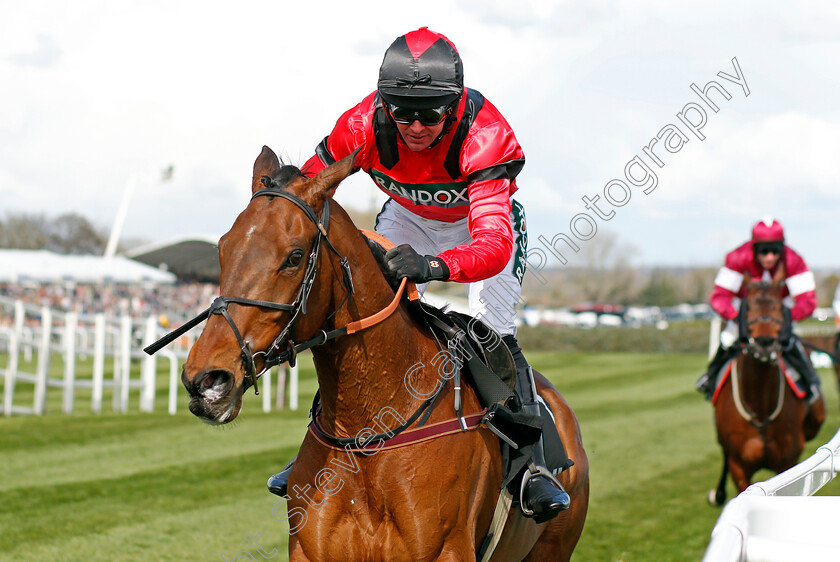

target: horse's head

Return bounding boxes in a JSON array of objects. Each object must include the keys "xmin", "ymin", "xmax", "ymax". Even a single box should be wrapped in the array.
[
  {"xmin": 181, "ymin": 146, "xmax": 357, "ymax": 424},
  {"xmin": 742, "ymin": 265, "xmax": 787, "ymax": 362}
]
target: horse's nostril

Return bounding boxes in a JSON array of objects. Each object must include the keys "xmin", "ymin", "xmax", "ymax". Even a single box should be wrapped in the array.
[
  {"xmin": 755, "ymin": 337, "xmax": 776, "ymax": 350},
  {"xmin": 185, "ymin": 369, "xmax": 233, "ymax": 397},
  {"xmin": 202, "ymin": 370, "xmax": 232, "ymax": 391}
]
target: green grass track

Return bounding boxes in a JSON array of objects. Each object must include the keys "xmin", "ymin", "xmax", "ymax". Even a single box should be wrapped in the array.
[{"xmin": 2, "ymin": 351, "xmax": 839, "ymax": 561}]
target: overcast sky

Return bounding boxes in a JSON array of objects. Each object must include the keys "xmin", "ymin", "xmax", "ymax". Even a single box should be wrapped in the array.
[{"xmin": 2, "ymin": 0, "xmax": 838, "ymax": 269}]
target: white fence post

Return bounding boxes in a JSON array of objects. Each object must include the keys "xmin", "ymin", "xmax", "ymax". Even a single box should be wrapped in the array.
[
  {"xmin": 62, "ymin": 312, "xmax": 78, "ymax": 414},
  {"xmin": 22, "ymin": 326, "xmax": 33, "ymax": 363},
  {"xmin": 262, "ymin": 367, "xmax": 272, "ymax": 413},
  {"xmin": 140, "ymin": 316, "xmax": 157, "ymax": 412},
  {"xmin": 289, "ymin": 363, "xmax": 299, "ymax": 411},
  {"xmin": 33, "ymin": 307, "xmax": 51, "ymax": 415},
  {"xmin": 3, "ymin": 301, "xmax": 24, "ymax": 416},
  {"xmin": 165, "ymin": 350, "xmax": 179, "ymax": 415},
  {"xmin": 111, "ymin": 324, "xmax": 121, "ymax": 412},
  {"xmin": 275, "ymin": 364, "xmax": 286, "ymax": 410},
  {"xmin": 0, "ymin": 297, "xmax": 205, "ymax": 417},
  {"xmin": 119, "ymin": 315, "xmax": 131, "ymax": 412},
  {"xmin": 91, "ymin": 314, "xmax": 106, "ymax": 413}
]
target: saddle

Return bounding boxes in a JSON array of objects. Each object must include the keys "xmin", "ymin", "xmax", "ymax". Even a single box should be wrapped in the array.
[{"xmin": 415, "ymin": 304, "xmax": 517, "ymax": 404}]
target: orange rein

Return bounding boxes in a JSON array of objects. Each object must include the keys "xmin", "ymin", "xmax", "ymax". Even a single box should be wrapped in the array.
[
  {"xmin": 345, "ymin": 277, "xmax": 407, "ymax": 334},
  {"xmin": 342, "ymin": 229, "xmax": 420, "ymax": 334}
]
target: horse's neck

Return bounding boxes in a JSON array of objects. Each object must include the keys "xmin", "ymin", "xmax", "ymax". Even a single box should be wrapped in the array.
[
  {"xmin": 737, "ymin": 356, "xmax": 782, "ymax": 414},
  {"xmin": 312, "ymin": 323, "xmax": 440, "ymax": 436},
  {"xmin": 311, "ymin": 210, "xmax": 441, "ymax": 435}
]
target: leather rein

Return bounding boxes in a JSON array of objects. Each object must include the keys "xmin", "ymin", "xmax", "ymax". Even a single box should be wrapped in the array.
[{"xmin": 144, "ymin": 179, "xmax": 407, "ymax": 396}]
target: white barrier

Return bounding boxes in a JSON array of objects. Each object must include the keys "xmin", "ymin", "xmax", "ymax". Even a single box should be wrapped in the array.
[
  {"xmin": 703, "ymin": 427, "xmax": 840, "ymax": 561},
  {"xmin": 709, "ymin": 315, "xmax": 721, "ymax": 359},
  {"xmin": 0, "ymin": 297, "xmax": 299, "ymax": 416}
]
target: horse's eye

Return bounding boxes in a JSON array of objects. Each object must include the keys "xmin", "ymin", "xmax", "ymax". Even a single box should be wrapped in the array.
[{"xmin": 283, "ymin": 250, "xmax": 305, "ymax": 269}]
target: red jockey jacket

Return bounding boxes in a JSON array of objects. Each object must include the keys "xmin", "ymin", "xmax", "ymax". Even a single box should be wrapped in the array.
[
  {"xmin": 709, "ymin": 241, "xmax": 817, "ymax": 321},
  {"xmin": 302, "ymin": 89, "xmax": 525, "ymax": 283}
]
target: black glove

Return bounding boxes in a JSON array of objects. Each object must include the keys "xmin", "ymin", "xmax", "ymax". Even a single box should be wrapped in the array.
[{"xmin": 384, "ymin": 244, "xmax": 450, "ymax": 283}]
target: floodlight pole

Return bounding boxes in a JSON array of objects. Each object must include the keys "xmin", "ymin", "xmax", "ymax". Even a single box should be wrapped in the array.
[{"xmin": 104, "ymin": 175, "xmax": 137, "ymax": 258}]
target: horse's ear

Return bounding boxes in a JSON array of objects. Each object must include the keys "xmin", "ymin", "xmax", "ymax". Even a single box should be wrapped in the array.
[
  {"xmin": 305, "ymin": 147, "xmax": 362, "ymax": 210},
  {"xmin": 773, "ymin": 260, "xmax": 786, "ymax": 285},
  {"xmin": 742, "ymin": 272, "xmax": 753, "ymax": 291},
  {"xmin": 252, "ymin": 146, "xmax": 282, "ymax": 194}
]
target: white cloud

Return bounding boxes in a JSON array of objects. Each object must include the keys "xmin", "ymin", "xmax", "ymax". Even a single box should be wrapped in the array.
[
  {"xmin": 651, "ymin": 112, "xmax": 840, "ymax": 217},
  {"xmin": 0, "ymin": 0, "xmax": 838, "ymax": 270}
]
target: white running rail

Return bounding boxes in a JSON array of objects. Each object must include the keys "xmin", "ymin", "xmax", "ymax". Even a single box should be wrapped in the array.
[
  {"xmin": 703, "ymin": 427, "xmax": 840, "ymax": 561},
  {"xmin": 0, "ymin": 297, "xmax": 298, "ymax": 415}
]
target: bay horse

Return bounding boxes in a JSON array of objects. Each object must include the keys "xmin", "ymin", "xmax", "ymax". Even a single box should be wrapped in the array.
[
  {"xmin": 709, "ymin": 269, "xmax": 825, "ymax": 505},
  {"xmin": 177, "ymin": 147, "xmax": 589, "ymax": 560}
]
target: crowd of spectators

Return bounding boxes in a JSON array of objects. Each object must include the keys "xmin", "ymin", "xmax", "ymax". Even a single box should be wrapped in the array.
[{"xmin": 0, "ymin": 281, "xmax": 219, "ymax": 326}]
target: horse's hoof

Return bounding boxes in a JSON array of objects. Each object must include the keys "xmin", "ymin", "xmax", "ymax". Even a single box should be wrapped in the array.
[{"xmin": 707, "ymin": 489, "xmax": 724, "ymax": 506}]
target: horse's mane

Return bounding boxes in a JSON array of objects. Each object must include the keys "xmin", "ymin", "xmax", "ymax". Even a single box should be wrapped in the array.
[
  {"xmin": 750, "ymin": 280, "xmax": 780, "ymax": 291},
  {"xmin": 363, "ymin": 235, "xmax": 451, "ymax": 318},
  {"xmin": 364, "ymin": 236, "xmax": 401, "ymax": 290},
  {"xmin": 267, "ymin": 163, "xmax": 305, "ymax": 189}
]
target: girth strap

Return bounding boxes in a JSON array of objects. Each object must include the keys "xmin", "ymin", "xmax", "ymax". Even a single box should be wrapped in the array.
[
  {"xmin": 307, "ymin": 371, "xmax": 451, "ymax": 450},
  {"xmin": 309, "ymin": 410, "xmax": 486, "ymax": 453}
]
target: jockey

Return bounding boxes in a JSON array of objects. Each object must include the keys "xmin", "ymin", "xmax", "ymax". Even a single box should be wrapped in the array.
[
  {"xmin": 696, "ymin": 217, "xmax": 821, "ymax": 402},
  {"xmin": 268, "ymin": 27, "xmax": 570, "ymax": 522}
]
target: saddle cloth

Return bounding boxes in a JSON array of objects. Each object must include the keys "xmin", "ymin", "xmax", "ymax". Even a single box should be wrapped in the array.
[{"xmin": 711, "ymin": 358, "xmax": 806, "ymax": 405}]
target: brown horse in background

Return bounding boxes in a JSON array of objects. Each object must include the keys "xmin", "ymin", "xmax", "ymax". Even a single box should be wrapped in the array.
[
  {"xmin": 179, "ymin": 147, "xmax": 589, "ymax": 560},
  {"xmin": 709, "ymin": 269, "xmax": 825, "ymax": 505}
]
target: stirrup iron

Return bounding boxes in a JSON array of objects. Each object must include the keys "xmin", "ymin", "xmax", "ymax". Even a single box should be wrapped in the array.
[{"xmin": 518, "ymin": 464, "xmax": 565, "ymax": 517}]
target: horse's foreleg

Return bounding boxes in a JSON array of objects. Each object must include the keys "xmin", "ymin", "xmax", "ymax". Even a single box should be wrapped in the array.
[
  {"xmin": 288, "ymin": 537, "xmax": 312, "ymax": 562},
  {"xmin": 728, "ymin": 458, "xmax": 753, "ymax": 493},
  {"xmin": 437, "ymin": 543, "xmax": 477, "ymax": 561},
  {"xmin": 804, "ymin": 394, "xmax": 826, "ymax": 441},
  {"xmin": 708, "ymin": 453, "xmax": 728, "ymax": 506}
]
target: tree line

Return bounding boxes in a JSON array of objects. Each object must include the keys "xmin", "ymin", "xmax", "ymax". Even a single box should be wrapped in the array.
[
  {"xmin": 518, "ymin": 230, "xmax": 839, "ymax": 308},
  {"xmin": 2, "ymin": 211, "xmax": 837, "ymax": 308},
  {"xmin": 0, "ymin": 211, "xmax": 111, "ymax": 255}
]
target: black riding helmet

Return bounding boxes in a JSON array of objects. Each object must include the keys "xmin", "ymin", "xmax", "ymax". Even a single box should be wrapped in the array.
[{"xmin": 378, "ymin": 27, "xmax": 463, "ymax": 111}]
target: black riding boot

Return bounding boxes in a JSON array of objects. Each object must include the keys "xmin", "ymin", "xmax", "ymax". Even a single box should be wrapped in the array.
[
  {"xmin": 696, "ymin": 345, "xmax": 731, "ymax": 400},
  {"xmin": 503, "ymin": 335, "xmax": 571, "ymax": 523},
  {"xmin": 267, "ymin": 455, "xmax": 297, "ymax": 497},
  {"xmin": 783, "ymin": 339, "xmax": 821, "ymax": 403}
]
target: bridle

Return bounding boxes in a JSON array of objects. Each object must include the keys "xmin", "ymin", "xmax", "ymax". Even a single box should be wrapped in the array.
[
  {"xmin": 731, "ymin": 288, "xmax": 792, "ymax": 426},
  {"xmin": 145, "ymin": 173, "xmax": 454, "ymax": 449},
  {"xmin": 144, "ymin": 177, "xmax": 356, "ymax": 395},
  {"xmin": 740, "ymin": 289, "xmax": 790, "ymax": 362}
]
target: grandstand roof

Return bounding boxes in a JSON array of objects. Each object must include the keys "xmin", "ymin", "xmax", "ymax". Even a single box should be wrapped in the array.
[
  {"xmin": 0, "ymin": 249, "xmax": 176, "ymax": 284},
  {"xmin": 125, "ymin": 234, "xmax": 220, "ymax": 282}
]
